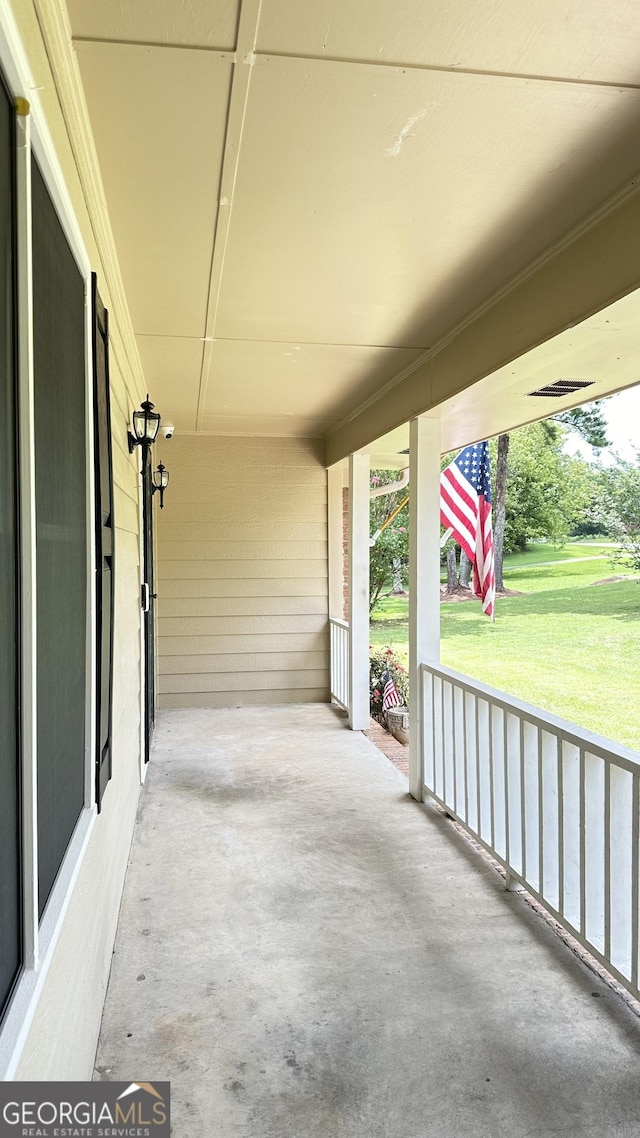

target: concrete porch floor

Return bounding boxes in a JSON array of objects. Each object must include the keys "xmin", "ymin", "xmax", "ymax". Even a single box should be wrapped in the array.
[{"xmin": 95, "ymin": 705, "xmax": 640, "ymax": 1137}]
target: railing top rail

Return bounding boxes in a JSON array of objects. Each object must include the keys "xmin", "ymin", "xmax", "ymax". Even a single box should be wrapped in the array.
[
  {"xmin": 420, "ymin": 660, "xmax": 640, "ymax": 771},
  {"xmin": 329, "ymin": 617, "xmax": 349, "ymax": 630}
]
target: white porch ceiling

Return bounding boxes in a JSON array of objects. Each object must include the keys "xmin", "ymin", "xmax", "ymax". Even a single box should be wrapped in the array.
[{"xmin": 68, "ymin": 0, "xmax": 640, "ymax": 443}]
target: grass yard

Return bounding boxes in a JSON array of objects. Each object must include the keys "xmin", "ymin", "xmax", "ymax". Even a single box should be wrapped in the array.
[
  {"xmin": 502, "ymin": 541, "xmax": 613, "ymax": 570},
  {"xmin": 370, "ymin": 545, "xmax": 640, "ymax": 751}
]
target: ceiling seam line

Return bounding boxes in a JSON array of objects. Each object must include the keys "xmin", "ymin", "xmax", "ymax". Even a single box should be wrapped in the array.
[
  {"xmin": 69, "ymin": 37, "xmax": 640, "ymax": 91},
  {"xmin": 135, "ymin": 333, "xmax": 430, "ymax": 350},
  {"xmin": 195, "ymin": 0, "xmax": 265, "ymax": 432},
  {"xmin": 250, "ymin": 49, "xmax": 640, "ymax": 91},
  {"xmin": 71, "ymin": 35, "xmax": 236, "ymax": 56},
  {"xmin": 67, "ymin": 36, "xmax": 640, "ymax": 91}
]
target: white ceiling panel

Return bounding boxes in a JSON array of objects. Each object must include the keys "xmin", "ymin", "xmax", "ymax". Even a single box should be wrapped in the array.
[
  {"xmin": 68, "ymin": 0, "xmax": 239, "ymax": 51},
  {"xmin": 67, "ymin": 0, "xmax": 640, "ymax": 445},
  {"xmin": 136, "ymin": 336, "xmax": 206, "ymax": 431},
  {"xmin": 216, "ymin": 55, "xmax": 640, "ymax": 350},
  {"xmin": 201, "ymin": 339, "xmax": 424, "ymax": 425},
  {"xmin": 75, "ymin": 41, "xmax": 232, "ymax": 338},
  {"xmin": 197, "ymin": 412, "xmax": 334, "ymax": 436},
  {"xmin": 257, "ymin": 0, "xmax": 640, "ymax": 85}
]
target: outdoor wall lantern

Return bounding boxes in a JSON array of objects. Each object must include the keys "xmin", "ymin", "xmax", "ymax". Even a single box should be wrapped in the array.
[
  {"xmin": 128, "ymin": 395, "xmax": 161, "ymax": 454},
  {"xmin": 152, "ymin": 462, "xmax": 170, "ymax": 509}
]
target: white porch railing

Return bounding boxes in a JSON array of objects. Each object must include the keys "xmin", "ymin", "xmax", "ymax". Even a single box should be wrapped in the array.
[
  {"xmin": 421, "ymin": 662, "xmax": 640, "ymax": 1001},
  {"xmin": 330, "ymin": 618, "xmax": 350, "ymax": 710}
]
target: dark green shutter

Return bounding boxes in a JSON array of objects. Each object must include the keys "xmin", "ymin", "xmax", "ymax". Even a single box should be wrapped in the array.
[
  {"xmin": 142, "ymin": 450, "xmax": 155, "ymax": 762},
  {"xmin": 92, "ymin": 275, "xmax": 114, "ymax": 808}
]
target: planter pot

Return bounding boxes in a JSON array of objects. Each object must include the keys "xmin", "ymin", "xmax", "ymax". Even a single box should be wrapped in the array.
[{"xmin": 385, "ymin": 706, "xmax": 409, "ymax": 746}]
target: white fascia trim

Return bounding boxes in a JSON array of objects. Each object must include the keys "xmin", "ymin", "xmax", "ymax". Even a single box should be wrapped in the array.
[
  {"xmin": 0, "ymin": 807, "xmax": 97, "ymax": 1080},
  {"xmin": 0, "ymin": 0, "xmax": 90, "ymax": 278}
]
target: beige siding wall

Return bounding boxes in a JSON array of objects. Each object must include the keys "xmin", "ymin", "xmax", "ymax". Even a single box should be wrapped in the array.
[
  {"xmin": 157, "ymin": 436, "xmax": 329, "ymax": 708},
  {"xmin": 8, "ymin": 0, "xmax": 148, "ymax": 1079}
]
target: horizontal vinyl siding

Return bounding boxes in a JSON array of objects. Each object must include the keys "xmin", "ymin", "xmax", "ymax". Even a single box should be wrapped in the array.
[
  {"xmin": 159, "ymin": 577, "xmax": 327, "ymax": 599},
  {"xmin": 158, "ymin": 631, "xmax": 327, "ymax": 655},
  {"xmin": 157, "ymin": 436, "xmax": 329, "ymax": 708},
  {"xmin": 158, "ymin": 540, "xmax": 327, "ymax": 560},
  {"xmin": 159, "ymin": 650, "xmax": 327, "ymax": 675},
  {"xmin": 163, "ymin": 689, "xmax": 329, "ymax": 710},
  {"xmin": 160, "ymin": 614, "xmax": 326, "ymax": 637},
  {"xmin": 160, "ymin": 559, "xmax": 327, "ymax": 580},
  {"xmin": 161, "ymin": 669, "xmax": 328, "ymax": 694},
  {"xmin": 159, "ymin": 595, "xmax": 327, "ymax": 618}
]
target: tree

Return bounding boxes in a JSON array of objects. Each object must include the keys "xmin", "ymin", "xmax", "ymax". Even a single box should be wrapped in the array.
[
  {"xmin": 491, "ymin": 401, "xmax": 610, "ymax": 586},
  {"xmin": 445, "ymin": 544, "xmax": 458, "ymax": 591},
  {"xmin": 459, "ymin": 549, "xmax": 472, "ymax": 587},
  {"xmin": 594, "ymin": 454, "xmax": 640, "ymax": 574},
  {"xmin": 496, "ymin": 421, "xmax": 594, "ymax": 553},
  {"xmin": 493, "ymin": 433, "xmax": 510, "ymax": 589},
  {"xmin": 369, "ymin": 471, "xmax": 409, "ymax": 611},
  {"xmin": 553, "ymin": 402, "xmax": 610, "ymax": 449}
]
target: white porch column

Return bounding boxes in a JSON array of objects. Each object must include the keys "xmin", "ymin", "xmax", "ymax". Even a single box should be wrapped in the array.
[
  {"xmin": 409, "ymin": 417, "xmax": 441, "ymax": 801},
  {"xmin": 348, "ymin": 452, "xmax": 370, "ymax": 730},
  {"xmin": 327, "ymin": 465, "xmax": 344, "ymax": 621}
]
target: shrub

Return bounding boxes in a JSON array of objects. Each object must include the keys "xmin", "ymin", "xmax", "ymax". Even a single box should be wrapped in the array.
[{"xmin": 369, "ymin": 645, "xmax": 409, "ymax": 724}]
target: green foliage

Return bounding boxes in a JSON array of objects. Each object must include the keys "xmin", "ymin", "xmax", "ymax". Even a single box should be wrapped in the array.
[
  {"xmin": 373, "ymin": 403, "xmax": 606, "ymax": 603},
  {"xmin": 369, "ymin": 645, "xmax": 408, "ymax": 723},
  {"xmin": 593, "ymin": 453, "xmax": 640, "ymax": 574},
  {"xmin": 491, "ymin": 422, "xmax": 595, "ymax": 553},
  {"xmin": 552, "ymin": 401, "xmax": 611, "ymax": 449},
  {"xmin": 369, "ymin": 546, "xmax": 639, "ymax": 750},
  {"xmin": 369, "ymin": 470, "xmax": 408, "ymax": 612}
]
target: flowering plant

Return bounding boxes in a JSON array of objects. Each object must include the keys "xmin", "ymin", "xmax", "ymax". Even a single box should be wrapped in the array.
[{"xmin": 369, "ymin": 645, "xmax": 409, "ymax": 723}]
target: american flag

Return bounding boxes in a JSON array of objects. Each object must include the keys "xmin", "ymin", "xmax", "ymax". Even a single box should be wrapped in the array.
[
  {"xmin": 382, "ymin": 668, "xmax": 403, "ymax": 711},
  {"xmin": 440, "ymin": 441, "xmax": 496, "ymax": 619}
]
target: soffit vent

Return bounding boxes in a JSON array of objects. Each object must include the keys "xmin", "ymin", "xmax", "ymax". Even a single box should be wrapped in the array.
[{"xmin": 527, "ymin": 380, "xmax": 595, "ymax": 398}]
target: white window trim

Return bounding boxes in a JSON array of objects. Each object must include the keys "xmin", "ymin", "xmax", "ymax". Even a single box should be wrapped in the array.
[{"xmin": 0, "ymin": 0, "xmax": 98, "ymax": 1080}]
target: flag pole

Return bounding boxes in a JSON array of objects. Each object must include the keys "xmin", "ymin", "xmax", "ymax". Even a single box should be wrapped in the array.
[{"xmin": 369, "ymin": 494, "xmax": 410, "ymax": 547}]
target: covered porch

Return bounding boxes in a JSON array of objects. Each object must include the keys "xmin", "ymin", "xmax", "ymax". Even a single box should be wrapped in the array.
[
  {"xmin": 95, "ymin": 705, "xmax": 640, "ymax": 1136},
  {"xmin": 2, "ymin": 0, "xmax": 640, "ymax": 1093}
]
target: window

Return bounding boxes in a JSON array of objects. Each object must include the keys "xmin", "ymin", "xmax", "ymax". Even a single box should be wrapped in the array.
[{"xmin": 32, "ymin": 157, "xmax": 87, "ymax": 918}]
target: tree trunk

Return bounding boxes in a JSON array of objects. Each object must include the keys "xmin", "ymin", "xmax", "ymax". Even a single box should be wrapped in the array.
[
  {"xmin": 494, "ymin": 433, "xmax": 510, "ymax": 591},
  {"xmin": 391, "ymin": 557, "xmax": 404, "ymax": 594},
  {"xmin": 445, "ymin": 545, "xmax": 458, "ymax": 592},
  {"xmin": 459, "ymin": 549, "xmax": 472, "ymax": 588}
]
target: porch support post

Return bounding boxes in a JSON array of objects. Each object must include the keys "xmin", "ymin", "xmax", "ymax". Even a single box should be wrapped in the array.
[
  {"xmin": 348, "ymin": 452, "xmax": 370, "ymax": 730},
  {"xmin": 409, "ymin": 417, "xmax": 441, "ymax": 802},
  {"xmin": 327, "ymin": 465, "xmax": 343, "ymax": 621}
]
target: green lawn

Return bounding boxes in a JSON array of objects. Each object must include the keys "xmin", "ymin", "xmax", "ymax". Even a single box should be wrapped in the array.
[
  {"xmin": 502, "ymin": 541, "xmax": 613, "ymax": 569},
  {"xmin": 370, "ymin": 551, "xmax": 640, "ymax": 751}
]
